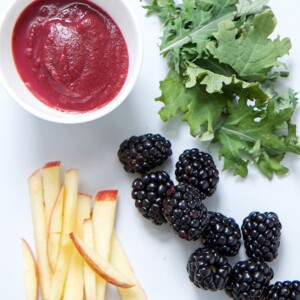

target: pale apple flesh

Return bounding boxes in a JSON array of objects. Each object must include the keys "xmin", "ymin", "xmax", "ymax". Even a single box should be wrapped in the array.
[
  {"xmin": 49, "ymin": 169, "xmax": 79, "ymax": 300},
  {"xmin": 75, "ymin": 193, "xmax": 92, "ymax": 238},
  {"xmin": 63, "ymin": 194, "xmax": 92, "ymax": 300},
  {"xmin": 111, "ymin": 233, "xmax": 148, "ymax": 300},
  {"xmin": 28, "ymin": 169, "xmax": 52, "ymax": 299},
  {"xmin": 48, "ymin": 242, "xmax": 74, "ymax": 300},
  {"xmin": 42, "ymin": 161, "xmax": 61, "ymax": 225},
  {"xmin": 62, "ymin": 249, "xmax": 84, "ymax": 300},
  {"xmin": 69, "ymin": 232, "xmax": 135, "ymax": 289},
  {"xmin": 47, "ymin": 186, "xmax": 64, "ymax": 271},
  {"xmin": 92, "ymin": 190, "xmax": 118, "ymax": 300},
  {"xmin": 24, "ymin": 163, "xmax": 147, "ymax": 300},
  {"xmin": 21, "ymin": 239, "xmax": 39, "ymax": 300},
  {"xmin": 83, "ymin": 218, "xmax": 97, "ymax": 300},
  {"xmin": 61, "ymin": 169, "xmax": 79, "ymax": 239}
]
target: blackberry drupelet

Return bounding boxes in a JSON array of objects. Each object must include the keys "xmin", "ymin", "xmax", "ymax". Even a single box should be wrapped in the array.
[
  {"xmin": 187, "ymin": 247, "xmax": 232, "ymax": 291},
  {"xmin": 201, "ymin": 211, "xmax": 241, "ymax": 257},
  {"xmin": 265, "ymin": 280, "xmax": 300, "ymax": 300},
  {"xmin": 163, "ymin": 183, "xmax": 209, "ymax": 241},
  {"xmin": 225, "ymin": 259, "xmax": 274, "ymax": 300},
  {"xmin": 131, "ymin": 171, "xmax": 174, "ymax": 225},
  {"xmin": 175, "ymin": 148, "xmax": 219, "ymax": 200},
  {"xmin": 242, "ymin": 211, "xmax": 282, "ymax": 262},
  {"xmin": 118, "ymin": 133, "xmax": 172, "ymax": 174}
]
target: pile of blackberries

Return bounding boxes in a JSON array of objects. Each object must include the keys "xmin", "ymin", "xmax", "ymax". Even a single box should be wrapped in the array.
[{"xmin": 118, "ymin": 133, "xmax": 299, "ymax": 300}]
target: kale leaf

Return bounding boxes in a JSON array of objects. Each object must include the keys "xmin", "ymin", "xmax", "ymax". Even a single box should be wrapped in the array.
[{"xmin": 145, "ymin": 0, "xmax": 300, "ymax": 178}]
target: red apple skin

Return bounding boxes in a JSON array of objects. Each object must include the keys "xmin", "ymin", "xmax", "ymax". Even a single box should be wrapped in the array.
[
  {"xmin": 95, "ymin": 190, "xmax": 118, "ymax": 202},
  {"xmin": 69, "ymin": 233, "xmax": 134, "ymax": 289},
  {"xmin": 43, "ymin": 161, "xmax": 61, "ymax": 168}
]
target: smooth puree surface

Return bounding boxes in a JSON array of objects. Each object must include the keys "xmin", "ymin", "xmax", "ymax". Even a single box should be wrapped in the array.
[{"xmin": 12, "ymin": 0, "xmax": 129, "ymax": 112}]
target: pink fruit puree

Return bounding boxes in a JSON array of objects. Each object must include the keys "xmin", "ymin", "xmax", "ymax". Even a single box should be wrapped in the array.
[{"xmin": 12, "ymin": 0, "xmax": 129, "ymax": 112}]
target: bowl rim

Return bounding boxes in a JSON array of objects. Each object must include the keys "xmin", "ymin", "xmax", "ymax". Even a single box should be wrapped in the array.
[{"xmin": 0, "ymin": 0, "xmax": 143, "ymax": 124}]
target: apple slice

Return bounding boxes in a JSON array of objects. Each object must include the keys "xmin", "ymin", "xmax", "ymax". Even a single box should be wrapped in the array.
[
  {"xmin": 69, "ymin": 232, "xmax": 135, "ymax": 289},
  {"xmin": 47, "ymin": 186, "xmax": 64, "ymax": 271},
  {"xmin": 49, "ymin": 169, "xmax": 79, "ymax": 300},
  {"xmin": 83, "ymin": 218, "xmax": 96, "ymax": 300},
  {"xmin": 61, "ymin": 169, "xmax": 79, "ymax": 240},
  {"xmin": 111, "ymin": 233, "xmax": 147, "ymax": 300},
  {"xmin": 75, "ymin": 193, "xmax": 92, "ymax": 238},
  {"xmin": 49, "ymin": 242, "xmax": 74, "ymax": 300},
  {"xmin": 63, "ymin": 194, "xmax": 92, "ymax": 300},
  {"xmin": 28, "ymin": 170, "xmax": 52, "ymax": 299},
  {"xmin": 92, "ymin": 190, "xmax": 118, "ymax": 300},
  {"xmin": 42, "ymin": 161, "xmax": 61, "ymax": 225},
  {"xmin": 62, "ymin": 249, "xmax": 84, "ymax": 300},
  {"xmin": 21, "ymin": 239, "xmax": 39, "ymax": 300}
]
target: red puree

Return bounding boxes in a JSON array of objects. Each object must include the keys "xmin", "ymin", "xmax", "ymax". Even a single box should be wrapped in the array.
[{"xmin": 12, "ymin": 0, "xmax": 129, "ymax": 112}]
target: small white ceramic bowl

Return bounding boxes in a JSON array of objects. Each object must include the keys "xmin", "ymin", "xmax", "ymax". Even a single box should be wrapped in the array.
[{"xmin": 0, "ymin": 0, "xmax": 143, "ymax": 124}]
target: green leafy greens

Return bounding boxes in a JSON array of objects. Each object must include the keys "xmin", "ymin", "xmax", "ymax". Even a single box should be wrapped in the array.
[{"xmin": 145, "ymin": 0, "xmax": 300, "ymax": 179}]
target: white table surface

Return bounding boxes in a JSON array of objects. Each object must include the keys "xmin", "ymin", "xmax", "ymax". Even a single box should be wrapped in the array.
[{"xmin": 1, "ymin": 1, "xmax": 300, "ymax": 299}]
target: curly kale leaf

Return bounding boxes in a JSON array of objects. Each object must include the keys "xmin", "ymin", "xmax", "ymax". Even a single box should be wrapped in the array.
[
  {"xmin": 156, "ymin": 69, "xmax": 227, "ymax": 140},
  {"xmin": 184, "ymin": 61, "xmax": 268, "ymax": 100},
  {"xmin": 146, "ymin": 0, "xmax": 238, "ymax": 69},
  {"xmin": 144, "ymin": 0, "xmax": 178, "ymax": 20},
  {"xmin": 145, "ymin": 0, "xmax": 299, "ymax": 178},
  {"xmin": 235, "ymin": 0, "xmax": 269, "ymax": 17},
  {"xmin": 215, "ymin": 91, "xmax": 300, "ymax": 178},
  {"xmin": 207, "ymin": 11, "xmax": 292, "ymax": 81}
]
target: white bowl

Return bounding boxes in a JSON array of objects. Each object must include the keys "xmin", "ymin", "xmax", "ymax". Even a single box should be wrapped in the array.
[{"xmin": 0, "ymin": 0, "xmax": 143, "ymax": 124}]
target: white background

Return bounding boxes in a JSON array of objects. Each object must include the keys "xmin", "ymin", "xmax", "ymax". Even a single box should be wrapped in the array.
[{"xmin": 1, "ymin": 0, "xmax": 300, "ymax": 299}]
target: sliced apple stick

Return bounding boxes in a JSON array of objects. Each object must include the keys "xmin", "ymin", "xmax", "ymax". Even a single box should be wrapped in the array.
[
  {"xmin": 42, "ymin": 161, "xmax": 61, "ymax": 225},
  {"xmin": 110, "ymin": 233, "xmax": 147, "ymax": 300},
  {"xmin": 75, "ymin": 193, "xmax": 92, "ymax": 238},
  {"xmin": 47, "ymin": 186, "xmax": 64, "ymax": 271},
  {"xmin": 63, "ymin": 194, "xmax": 92, "ymax": 300},
  {"xmin": 28, "ymin": 170, "xmax": 52, "ymax": 300},
  {"xmin": 83, "ymin": 218, "xmax": 97, "ymax": 300},
  {"xmin": 49, "ymin": 169, "xmax": 78, "ymax": 300},
  {"xmin": 49, "ymin": 242, "xmax": 74, "ymax": 300},
  {"xmin": 69, "ymin": 232, "xmax": 135, "ymax": 288},
  {"xmin": 62, "ymin": 250, "xmax": 84, "ymax": 300},
  {"xmin": 92, "ymin": 190, "xmax": 118, "ymax": 300},
  {"xmin": 21, "ymin": 239, "xmax": 39, "ymax": 300}
]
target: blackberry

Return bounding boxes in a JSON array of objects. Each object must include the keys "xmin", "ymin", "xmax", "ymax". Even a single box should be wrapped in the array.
[
  {"xmin": 187, "ymin": 247, "xmax": 232, "ymax": 291},
  {"xmin": 242, "ymin": 211, "xmax": 282, "ymax": 262},
  {"xmin": 225, "ymin": 259, "xmax": 274, "ymax": 300},
  {"xmin": 131, "ymin": 171, "xmax": 174, "ymax": 225},
  {"xmin": 265, "ymin": 280, "xmax": 300, "ymax": 300},
  {"xmin": 201, "ymin": 211, "xmax": 241, "ymax": 257},
  {"xmin": 175, "ymin": 148, "xmax": 219, "ymax": 200},
  {"xmin": 118, "ymin": 133, "xmax": 172, "ymax": 174},
  {"xmin": 163, "ymin": 184, "xmax": 209, "ymax": 241}
]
